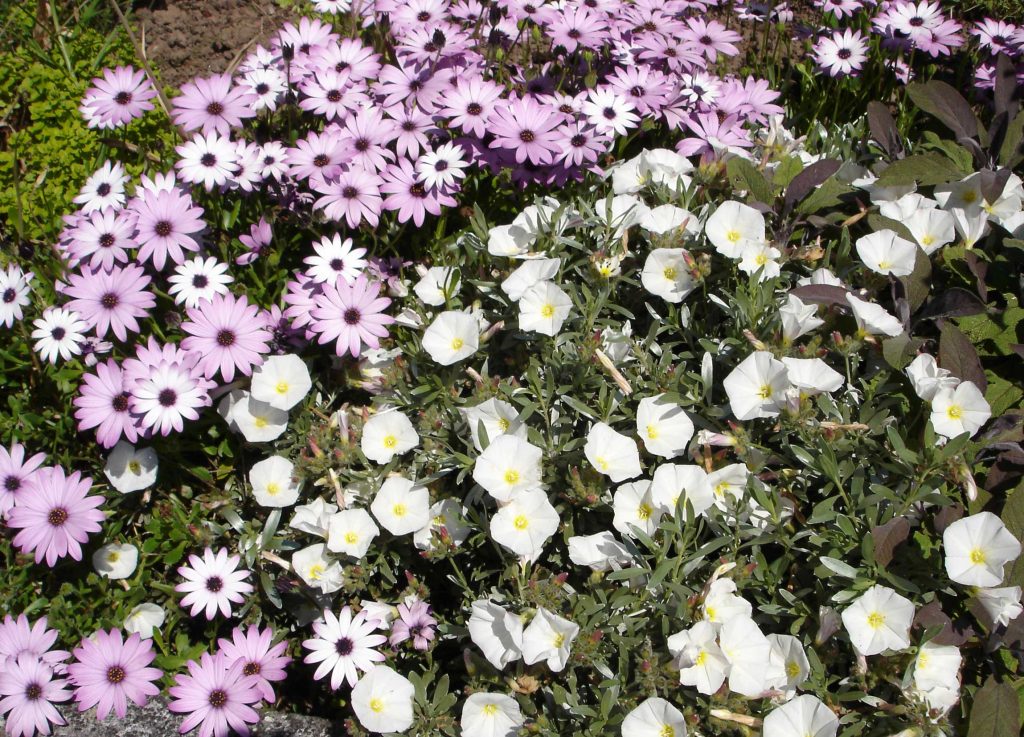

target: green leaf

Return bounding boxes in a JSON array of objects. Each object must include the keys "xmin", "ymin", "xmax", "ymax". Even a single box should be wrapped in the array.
[
  {"xmin": 999, "ymin": 108, "xmax": 1024, "ymax": 168},
  {"xmin": 726, "ymin": 156, "xmax": 773, "ymax": 205},
  {"xmin": 772, "ymin": 156, "xmax": 804, "ymax": 188},
  {"xmin": 940, "ymin": 322, "xmax": 987, "ymax": 392},
  {"xmin": 882, "ymin": 333, "xmax": 925, "ymax": 370},
  {"xmin": 967, "ymin": 677, "xmax": 1020, "ymax": 737},
  {"xmin": 797, "ymin": 176, "xmax": 854, "ymax": 215},
  {"xmin": 875, "ymin": 153, "xmax": 966, "ymax": 187},
  {"xmin": 900, "ymin": 244, "xmax": 932, "ymax": 312}
]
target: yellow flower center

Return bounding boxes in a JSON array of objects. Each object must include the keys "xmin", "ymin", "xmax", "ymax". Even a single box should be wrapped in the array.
[
  {"xmin": 128, "ymin": 460, "xmax": 142, "ymax": 475},
  {"xmin": 705, "ymin": 605, "xmax": 717, "ymax": 621},
  {"xmin": 369, "ymin": 698, "xmax": 385, "ymax": 713},
  {"xmin": 877, "ymin": 260, "xmax": 891, "ymax": 271},
  {"xmin": 513, "ymin": 515, "xmax": 529, "ymax": 530},
  {"xmin": 392, "ymin": 503, "xmax": 407, "ymax": 518},
  {"xmin": 254, "ymin": 416, "xmax": 268, "ymax": 428},
  {"xmin": 946, "ymin": 405, "xmax": 962, "ymax": 420},
  {"xmin": 646, "ymin": 424, "xmax": 659, "ymax": 440},
  {"xmin": 497, "ymin": 417, "xmax": 510, "ymax": 432},
  {"xmin": 540, "ymin": 304, "xmax": 555, "ymax": 318},
  {"xmin": 107, "ymin": 551, "xmax": 120, "ymax": 563},
  {"xmin": 969, "ymin": 547, "xmax": 986, "ymax": 564},
  {"xmin": 786, "ymin": 661, "xmax": 801, "ymax": 678},
  {"xmin": 266, "ymin": 482, "xmax": 280, "ymax": 496},
  {"xmin": 963, "ymin": 191, "xmax": 977, "ymax": 204},
  {"xmin": 662, "ymin": 265, "xmax": 677, "ymax": 281},
  {"xmin": 598, "ymin": 265, "xmax": 612, "ymax": 277},
  {"xmin": 552, "ymin": 633, "xmax": 565, "ymax": 648},
  {"xmin": 595, "ymin": 456, "xmax": 609, "ymax": 471},
  {"xmin": 660, "ymin": 726, "xmax": 675, "ymax": 737},
  {"xmin": 867, "ymin": 611, "xmax": 886, "ymax": 629},
  {"xmin": 382, "ymin": 434, "xmax": 398, "ymax": 449},
  {"xmin": 482, "ymin": 704, "xmax": 499, "ymax": 716},
  {"xmin": 308, "ymin": 564, "xmax": 324, "ymax": 581},
  {"xmin": 504, "ymin": 469, "xmax": 520, "ymax": 486},
  {"xmin": 917, "ymin": 652, "xmax": 929, "ymax": 670},
  {"xmin": 694, "ymin": 650, "xmax": 708, "ymax": 666},
  {"xmin": 450, "ymin": 337, "xmax": 464, "ymax": 351},
  {"xmin": 275, "ymin": 380, "xmax": 289, "ymax": 394},
  {"xmin": 345, "ymin": 531, "xmax": 359, "ymax": 544},
  {"xmin": 755, "ymin": 253, "xmax": 768, "ymax": 266},
  {"xmin": 726, "ymin": 229, "xmax": 741, "ymax": 243},
  {"xmin": 637, "ymin": 503, "xmax": 652, "ymax": 520},
  {"xmin": 714, "ymin": 483, "xmax": 729, "ymax": 498},
  {"xmin": 756, "ymin": 383, "xmax": 773, "ymax": 399},
  {"xmin": 922, "ymin": 235, "xmax": 934, "ymax": 246}
]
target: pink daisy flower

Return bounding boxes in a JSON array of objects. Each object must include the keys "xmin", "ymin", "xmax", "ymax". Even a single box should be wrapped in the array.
[
  {"xmin": 168, "ymin": 653, "xmax": 262, "ymax": 737},
  {"xmin": 176, "ymin": 548, "xmax": 254, "ymax": 620},
  {"xmin": 488, "ymin": 97, "xmax": 563, "ymax": 166},
  {"xmin": 171, "ymin": 73, "xmax": 257, "ymax": 137},
  {"xmin": 302, "ymin": 607, "xmax": 387, "ymax": 689},
  {"xmin": 129, "ymin": 356, "xmax": 212, "ymax": 435},
  {"xmin": 236, "ymin": 217, "xmax": 272, "ymax": 266},
  {"xmin": 682, "ymin": 18, "xmax": 742, "ymax": 60},
  {"xmin": 313, "ymin": 166, "xmax": 385, "ymax": 228},
  {"xmin": 438, "ymin": 75, "xmax": 503, "ymax": 138},
  {"xmin": 68, "ymin": 629, "xmax": 162, "ymax": 720},
  {"xmin": 0, "ymin": 615, "xmax": 70, "ymax": 672},
  {"xmin": 8, "ymin": 466, "xmax": 105, "ymax": 567},
  {"xmin": 310, "ymin": 273, "xmax": 394, "ymax": 358},
  {"xmin": 0, "ymin": 655, "xmax": 71, "ymax": 737},
  {"xmin": 813, "ymin": 28, "xmax": 870, "ymax": 77},
  {"xmin": 180, "ymin": 293, "xmax": 272, "ymax": 383},
  {"xmin": 74, "ymin": 359, "xmax": 141, "ymax": 449},
  {"xmin": 389, "ymin": 600, "xmax": 437, "ymax": 651},
  {"xmin": 63, "ymin": 264, "xmax": 156, "ymax": 342},
  {"xmin": 381, "ymin": 158, "xmax": 457, "ymax": 226},
  {"xmin": 81, "ymin": 65, "xmax": 157, "ymax": 128},
  {"xmin": 66, "ymin": 208, "xmax": 137, "ymax": 271},
  {"xmin": 0, "ymin": 444, "xmax": 46, "ymax": 519},
  {"xmin": 130, "ymin": 186, "xmax": 206, "ymax": 271},
  {"xmin": 217, "ymin": 625, "xmax": 291, "ymax": 703}
]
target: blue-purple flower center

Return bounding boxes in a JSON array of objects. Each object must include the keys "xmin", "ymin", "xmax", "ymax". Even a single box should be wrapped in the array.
[
  {"xmin": 200, "ymin": 153, "xmax": 217, "ymax": 167},
  {"xmin": 343, "ymin": 308, "xmax": 361, "ymax": 325},
  {"xmin": 97, "ymin": 183, "xmax": 112, "ymax": 196},
  {"xmin": 206, "ymin": 102, "xmax": 224, "ymax": 116},
  {"xmin": 335, "ymin": 637, "xmax": 354, "ymax": 655},
  {"xmin": 25, "ymin": 683, "xmax": 42, "ymax": 700},
  {"xmin": 106, "ymin": 665, "xmax": 126, "ymax": 684},
  {"xmin": 158, "ymin": 389, "xmax": 177, "ymax": 407},
  {"xmin": 192, "ymin": 275, "xmax": 209, "ymax": 288},
  {"xmin": 101, "ymin": 292, "xmax": 119, "ymax": 309},
  {"xmin": 155, "ymin": 221, "xmax": 173, "ymax": 237},
  {"xmin": 51, "ymin": 327, "xmax": 66, "ymax": 341},
  {"xmin": 114, "ymin": 92, "xmax": 132, "ymax": 106},
  {"xmin": 206, "ymin": 576, "xmax": 223, "ymax": 593},
  {"xmin": 342, "ymin": 186, "xmax": 358, "ymax": 198},
  {"xmin": 112, "ymin": 393, "xmax": 130, "ymax": 412},
  {"xmin": 99, "ymin": 233, "xmax": 116, "ymax": 248},
  {"xmin": 48, "ymin": 507, "xmax": 69, "ymax": 526},
  {"xmin": 313, "ymin": 154, "xmax": 330, "ymax": 167},
  {"xmin": 326, "ymin": 89, "xmax": 342, "ymax": 103},
  {"xmin": 4, "ymin": 475, "xmax": 20, "ymax": 492},
  {"xmin": 208, "ymin": 689, "xmax": 228, "ymax": 707},
  {"xmin": 217, "ymin": 330, "xmax": 236, "ymax": 347},
  {"xmin": 243, "ymin": 661, "xmax": 261, "ymax": 676},
  {"xmin": 519, "ymin": 129, "xmax": 535, "ymax": 143},
  {"xmin": 2, "ymin": 288, "xmax": 15, "ymax": 303}
]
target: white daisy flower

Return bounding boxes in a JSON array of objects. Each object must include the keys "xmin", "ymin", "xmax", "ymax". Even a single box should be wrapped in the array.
[
  {"xmin": 304, "ymin": 234, "xmax": 368, "ymax": 285},
  {"xmin": 416, "ymin": 142, "xmax": 470, "ymax": 191},
  {"xmin": 581, "ymin": 88, "xmax": 639, "ymax": 136},
  {"xmin": 31, "ymin": 307, "xmax": 89, "ymax": 364},
  {"xmin": 73, "ymin": 160, "xmax": 128, "ymax": 213},
  {"xmin": 174, "ymin": 131, "xmax": 240, "ymax": 190},
  {"xmin": 167, "ymin": 256, "xmax": 234, "ymax": 308},
  {"xmin": 0, "ymin": 263, "xmax": 33, "ymax": 328}
]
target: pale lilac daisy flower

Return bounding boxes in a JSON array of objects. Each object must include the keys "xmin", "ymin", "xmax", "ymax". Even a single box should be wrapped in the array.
[
  {"xmin": 236, "ymin": 217, "xmax": 272, "ymax": 266},
  {"xmin": 814, "ymin": 29, "xmax": 870, "ymax": 77},
  {"xmin": 313, "ymin": 166, "xmax": 385, "ymax": 228},
  {"xmin": 31, "ymin": 307, "xmax": 89, "ymax": 364},
  {"xmin": 310, "ymin": 274, "xmax": 394, "ymax": 358},
  {"xmin": 0, "ymin": 263, "xmax": 33, "ymax": 328},
  {"xmin": 168, "ymin": 257, "xmax": 234, "ymax": 308},
  {"xmin": 381, "ymin": 158, "xmax": 456, "ymax": 226},
  {"xmin": 181, "ymin": 293, "xmax": 272, "ymax": 382},
  {"xmin": 81, "ymin": 66, "xmax": 157, "ymax": 128},
  {"xmin": 176, "ymin": 548, "xmax": 254, "ymax": 620},
  {"xmin": 304, "ymin": 234, "xmax": 368, "ymax": 285},
  {"xmin": 302, "ymin": 607, "xmax": 387, "ymax": 689},
  {"xmin": 0, "ymin": 655, "xmax": 71, "ymax": 737},
  {"xmin": 63, "ymin": 265, "xmax": 155, "ymax": 342},
  {"xmin": 0, "ymin": 444, "xmax": 46, "ymax": 518},
  {"xmin": 389, "ymin": 601, "xmax": 437, "ymax": 651},
  {"xmin": 0, "ymin": 615, "xmax": 69, "ymax": 671},
  {"xmin": 167, "ymin": 653, "xmax": 261, "ymax": 737},
  {"xmin": 175, "ymin": 132, "xmax": 240, "ymax": 191},
  {"xmin": 416, "ymin": 142, "xmax": 470, "ymax": 191},
  {"xmin": 67, "ymin": 208, "xmax": 137, "ymax": 270},
  {"xmin": 131, "ymin": 187, "xmax": 206, "ymax": 271},
  {"xmin": 171, "ymin": 73, "xmax": 257, "ymax": 136},
  {"xmin": 130, "ymin": 358, "xmax": 212, "ymax": 435},
  {"xmin": 68, "ymin": 629, "xmax": 162, "ymax": 720},
  {"xmin": 217, "ymin": 625, "xmax": 291, "ymax": 703},
  {"xmin": 74, "ymin": 359, "xmax": 141, "ymax": 449},
  {"xmin": 8, "ymin": 466, "xmax": 105, "ymax": 567}
]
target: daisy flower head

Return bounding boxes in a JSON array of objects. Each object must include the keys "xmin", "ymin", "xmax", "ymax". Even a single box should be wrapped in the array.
[
  {"xmin": 131, "ymin": 187, "xmax": 206, "ymax": 271},
  {"xmin": 389, "ymin": 600, "xmax": 436, "ymax": 651},
  {"xmin": 313, "ymin": 165, "xmax": 386, "ymax": 229},
  {"xmin": 168, "ymin": 257, "xmax": 234, "ymax": 308},
  {"xmin": 416, "ymin": 142, "xmax": 470, "ymax": 192},
  {"xmin": 841, "ymin": 584, "xmax": 915, "ymax": 656},
  {"xmin": 814, "ymin": 0, "xmax": 865, "ymax": 19},
  {"xmin": 175, "ymin": 547, "xmax": 254, "ymax": 620},
  {"xmin": 304, "ymin": 234, "xmax": 369, "ymax": 286},
  {"xmin": 63, "ymin": 264, "xmax": 156, "ymax": 342},
  {"xmin": 67, "ymin": 629, "xmax": 161, "ymax": 720},
  {"xmin": 81, "ymin": 66, "xmax": 157, "ymax": 128},
  {"xmin": 171, "ymin": 73, "xmax": 256, "ymax": 136},
  {"xmin": 302, "ymin": 607, "xmax": 387, "ymax": 689},
  {"xmin": 380, "ymin": 157, "xmax": 457, "ymax": 227},
  {"xmin": 181, "ymin": 292, "xmax": 272, "ymax": 382},
  {"xmin": 175, "ymin": 132, "xmax": 240, "ymax": 191},
  {"xmin": 0, "ymin": 263, "xmax": 33, "ymax": 328},
  {"xmin": 351, "ymin": 665, "xmax": 415, "ymax": 734},
  {"xmin": 310, "ymin": 274, "xmax": 394, "ymax": 358},
  {"xmin": 813, "ymin": 29, "xmax": 869, "ymax": 77},
  {"xmin": 31, "ymin": 307, "xmax": 89, "ymax": 364},
  {"xmin": 0, "ymin": 443, "xmax": 45, "ymax": 519},
  {"xmin": 217, "ymin": 625, "xmax": 291, "ymax": 704},
  {"xmin": 581, "ymin": 88, "xmax": 640, "ymax": 137},
  {"xmin": 488, "ymin": 96, "xmax": 563, "ymax": 166},
  {"xmin": 66, "ymin": 207, "xmax": 137, "ymax": 271},
  {"xmin": 942, "ymin": 511, "xmax": 1022, "ymax": 587},
  {"xmin": 421, "ymin": 310, "xmax": 480, "ymax": 365},
  {"xmin": 74, "ymin": 160, "xmax": 129, "ymax": 213},
  {"xmin": 8, "ymin": 466, "xmax": 105, "ymax": 567},
  {"xmin": 0, "ymin": 654, "xmax": 71, "ymax": 737},
  {"xmin": 130, "ymin": 358, "xmax": 211, "ymax": 436},
  {"xmin": 167, "ymin": 652, "xmax": 262, "ymax": 737}
]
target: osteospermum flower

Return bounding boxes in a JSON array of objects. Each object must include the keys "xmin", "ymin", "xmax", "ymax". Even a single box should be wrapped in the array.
[
  {"xmin": 0, "ymin": 443, "xmax": 45, "ymax": 518},
  {"xmin": 168, "ymin": 257, "xmax": 233, "ymax": 308},
  {"xmin": 168, "ymin": 653, "xmax": 262, "ymax": 737},
  {"xmin": 841, "ymin": 584, "xmax": 915, "ymax": 656},
  {"xmin": 217, "ymin": 625, "xmax": 291, "ymax": 704},
  {"xmin": 0, "ymin": 263, "xmax": 33, "ymax": 328},
  {"xmin": 943, "ymin": 512, "xmax": 1022, "ymax": 587},
  {"xmin": 581, "ymin": 88, "xmax": 639, "ymax": 137},
  {"xmin": 172, "ymin": 73, "xmax": 256, "ymax": 136},
  {"xmin": 0, "ymin": 615, "xmax": 68, "ymax": 671},
  {"xmin": 73, "ymin": 160, "xmax": 129, "ymax": 213},
  {"xmin": 130, "ymin": 358, "xmax": 211, "ymax": 436},
  {"xmin": 305, "ymin": 234, "xmax": 369, "ymax": 286},
  {"xmin": 389, "ymin": 600, "xmax": 436, "ymax": 651},
  {"xmin": 176, "ymin": 548, "xmax": 254, "ymax": 620},
  {"xmin": 67, "ymin": 208, "xmax": 137, "ymax": 271},
  {"xmin": 181, "ymin": 293, "xmax": 272, "ymax": 382},
  {"xmin": 81, "ymin": 66, "xmax": 157, "ymax": 128},
  {"xmin": 0, "ymin": 655, "xmax": 71, "ymax": 737},
  {"xmin": 175, "ymin": 132, "xmax": 240, "ymax": 190},
  {"xmin": 67, "ymin": 629, "xmax": 161, "ymax": 720},
  {"xmin": 63, "ymin": 264, "xmax": 156, "ymax": 341},
  {"xmin": 8, "ymin": 466, "xmax": 105, "ymax": 567},
  {"xmin": 310, "ymin": 274, "xmax": 394, "ymax": 358},
  {"xmin": 813, "ymin": 29, "xmax": 869, "ymax": 77},
  {"xmin": 303, "ymin": 607, "xmax": 387, "ymax": 690},
  {"xmin": 75, "ymin": 359, "xmax": 142, "ymax": 448},
  {"xmin": 31, "ymin": 307, "xmax": 89, "ymax": 364}
]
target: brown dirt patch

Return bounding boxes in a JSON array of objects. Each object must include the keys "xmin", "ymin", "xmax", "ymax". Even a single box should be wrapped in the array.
[{"xmin": 133, "ymin": 0, "xmax": 292, "ymax": 90}]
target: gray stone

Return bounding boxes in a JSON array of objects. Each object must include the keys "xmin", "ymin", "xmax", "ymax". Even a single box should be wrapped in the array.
[{"xmin": 1, "ymin": 698, "xmax": 339, "ymax": 737}]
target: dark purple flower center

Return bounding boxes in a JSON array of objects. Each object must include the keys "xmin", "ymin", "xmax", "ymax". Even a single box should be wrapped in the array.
[
  {"xmin": 570, "ymin": 134, "xmax": 586, "ymax": 147},
  {"xmin": 243, "ymin": 661, "xmax": 261, "ymax": 676},
  {"xmin": 326, "ymin": 89, "xmax": 342, "ymax": 103},
  {"xmin": 206, "ymin": 101, "xmax": 225, "ymax": 116},
  {"xmin": 424, "ymin": 42, "xmax": 439, "ymax": 53},
  {"xmin": 99, "ymin": 233, "xmax": 116, "ymax": 248},
  {"xmin": 48, "ymin": 507, "xmax": 69, "ymax": 526},
  {"xmin": 255, "ymin": 83, "xmax": 270, "ymax": 95},
  {"xmin": 909, "ymin": 17, "xmax": 924, "ymax": 27},
  {"xmin": 330, "ymin": 258, "xmax": 345, "ymax": 271},
  {"xmin": 665, "ymin": 47, "xmax": 677, "ymax": 57},
  {"xmin": 559, "ymin": 103, "xmax": 574, "ymax": 114},
  {"xmin": 417, "ymin": 11, "xmax": 430, "ymax": 21},
  {"xmin": 158, "ymin": 388, "xmax": 177, "ymax": 407},
  {"xmin": 101, "ymin": 292, "xmax": 119, "ymax": 309},
  {"xmin": 97, "ymin": 183, "xmax": 112, "ymax": 196},
  {"xmin": 200, "ymin": 153, "xmax": 217, "ymax": 167},
  {"xmin": 112, "ymin": 393, "xmax": 130, "ymax": 412},
  {"xmin": 208, "ymin": 689, "xmax": 228, "ymax": 707},
  {"xmin": 602, "ymin": 107, "xmax": 617, "ymax": 120},
  {"xmin": 216, "ymin": 329, "xmax": 236, "ymax": 347},
  {"xmin": 205, "ymin": 576, "xmax": 223, "ymax": 593},
  {"xmin": 434, "ymin": 160, "xmax": 448, "ymax": 171},
  {"xmin": 643, "ymin": 21, "xmax": 657, "ymax": 31},
  {"xmin": 409, "ymin": 79, "xmax": 423, "ymax": 92},
  {"xmin": 568, "ymin": 29, "xmax": 581, "ymax": 39},
  {"xmin": 25, "ymin": 683, "xmax": 42, "ymax": 700},
  {"xmin": 51, "ymin": 327, "xmax": 66, "ymax": 341},
  {"xmin": 342, "ymin": 186, "xmax": 358, "ymax": 198},
  {"xmin": 114, "ymin": 92, "xmax": 132, "ymax": 106},
  {"xmin": 993, "ymin": 35, "xmax": 1006, "ymax": 45},
  {"xmin": 299, "ymin": 43, "xmax": 311, "ymax": 54},
  {"xmin": 519, "ymin": 129, "xmax": 536, "ymax": 143},
  {"xmin": 155, "ymin": 220, "xmax": 173, "ymax": 237},
  {"xmin": 631, "ymin": 86, "xmax": 645, "ymax": 98},
  {"xmin": 4, "ymin": 475, "xmax": 20, "ymax": 492},
  {"xmin": 466, "ymin": 102, "xmax": 483, "ymax": 116},
  {"xmin": 700, "ymin": 35, "xmax": 712, "ymax": 45},
  {"xmin": 335, "ymin": 61, "xmax": 350, "ymax": 72},
  {"xmin": 2, "ymin": 288, "xmax": 15, "ymax": 303},
  {"xmin": 410, "ymin": 182, "xmax": 427, "ymax": 198},
  {"xmin": 401, "ymin": 120, "xmax": 416, "ymax": 132},
  {"xmin": 263, "ymin": 156, "xmax": 276, "ymax": 166},
  {"xmin": 343, "ymin": 307, "xmax": 361, "ymax": 325},
  {"xmin": 335, "ymin": 637, "xmax": 354, "ymax": 656},
  {"xmin": 106, "ymin": 666, "xmax": 126, "ymax": 684},
  {"xmin": 354, "ymin": 138, "xmax": 370, "ymax": 152},
  {"xmin": 192, "ymin": 274, "xmax": 209, "ymax": 288},
  {"xmin": 838, "ymin": 48, "xmax": 852, "ymax": 59},
  {"xmin": 313, "ymin": 154, "xmax": 330, "ymax": 167}
]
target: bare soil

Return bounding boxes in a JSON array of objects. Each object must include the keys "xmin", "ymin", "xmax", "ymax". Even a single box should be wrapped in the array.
[{"xmin": 133, "ymin": 0, "xmax": 290, "ymax": 89}]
